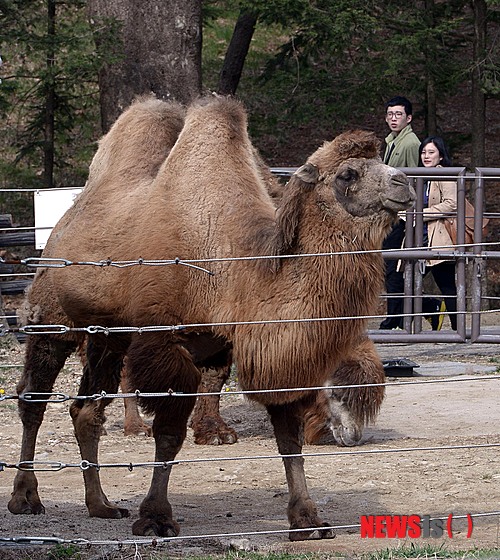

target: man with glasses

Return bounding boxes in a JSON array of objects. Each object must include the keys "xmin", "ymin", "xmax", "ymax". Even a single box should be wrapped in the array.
[
  {"xmin": 379, "ymin": 96, "xmax": 420, "ymax": 329},
  {"xmin": 383, "ymin": 96, "xmax": 420, "ymax": 167}
]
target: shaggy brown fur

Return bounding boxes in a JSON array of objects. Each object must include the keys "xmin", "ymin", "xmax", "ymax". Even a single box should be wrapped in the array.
[
  {"xmin": 9, "ymin": 96, "xmax": 415, "ymax": 541},
  {"xmin": 191, "ymin": 339, "xmax": 385, "ymax": 447}
]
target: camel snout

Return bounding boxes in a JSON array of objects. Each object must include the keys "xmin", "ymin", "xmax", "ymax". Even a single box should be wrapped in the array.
[
  {"xmin": 331, "ymin": 421, "xmax": 363, "ymax": 447},
  {"xmin": 382, "ymin": 173, "xmax": 416, "ymax": 212},
  {"xmin": 392, "ymin": 171, "xmax": 415, "ymax": 198}
]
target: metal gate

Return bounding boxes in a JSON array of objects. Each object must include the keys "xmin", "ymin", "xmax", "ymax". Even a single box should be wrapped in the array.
[{"xmin": 271, "ymin": 167, "xmax": 500, "ymax": 344}]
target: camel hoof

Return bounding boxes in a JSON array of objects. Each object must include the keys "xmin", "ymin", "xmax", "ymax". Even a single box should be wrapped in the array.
[
  {"xmin": 195, "ymin": 430, "xmax": 238, "ymax": 445},
  {"xmin": 192, "ymin": 419, "xmax": 238, "ymax": 446},
  {"xmin": 8, "ymin": 496, "xmax": 45, "ymax": 515},
  {"xmin": 88, "ymin": 505, "xmax": 130, "ymax": 519},
  {"xmin": 331, "ymin": 423, "xmax": 362, "ymax": 447},
  {"xmin": 124, "ymin": 423, "xmax": 152, "ymax": 437},
  {"xmin": 289, "ymin": 523, "xmax": 335, "ymax": 541},
  {"xmin": 132, "ymin": 516, "xmax": 180, "ymax": 537}
]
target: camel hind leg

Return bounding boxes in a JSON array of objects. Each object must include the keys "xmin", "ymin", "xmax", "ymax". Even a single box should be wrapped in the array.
[
  {"xmin": 8, "ymin": 334, "xmax": 78, "ymax": 515},
  {"xmin": 267, "ymin": 396, "xmax": 335, "ymax": 541},
  {"xmin": 76, "ymin": 340, "xmax": 151, "ymax": 438},
  {"xmin": 121, "ymin": 359, "xmax": 152, "ymax": 437},
  {"xmin": 189, "ymin": 365, "xmax": 237, "ymax": 445},
  {"xmin": 125, "ymin": 334, "xmax": 201, "ymax": 537},
  {"xmin": 70, "ymin": 335, "xmax": 129, "ymax": 518}
]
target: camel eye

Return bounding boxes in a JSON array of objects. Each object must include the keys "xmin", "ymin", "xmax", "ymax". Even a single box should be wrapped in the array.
[
  {"xmin": 334, "ymin": 167, "xmax": 360, "ymax": 199},
  {"xmin": 337, "ymin": 168, "xmax": 359, "ymax": 184}
]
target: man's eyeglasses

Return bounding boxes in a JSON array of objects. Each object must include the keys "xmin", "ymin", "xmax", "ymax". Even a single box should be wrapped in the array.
[{"xmin": 386, "ymin": 111, "xmax": 405, "ymax": 119}]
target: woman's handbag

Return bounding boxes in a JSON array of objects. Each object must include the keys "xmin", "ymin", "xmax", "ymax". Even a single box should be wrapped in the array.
[{"xmin": 444, "ymin": 199, "xmax": 489, "ymax": 244}]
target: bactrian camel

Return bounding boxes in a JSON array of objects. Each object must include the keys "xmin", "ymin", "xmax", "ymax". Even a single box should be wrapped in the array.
[{"xmin": 9, "ymin": 96, "xmax": 415, "ymax": 540}]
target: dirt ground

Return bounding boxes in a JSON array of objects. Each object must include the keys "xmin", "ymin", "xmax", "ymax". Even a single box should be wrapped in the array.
[{"xmin": 0, "ymin": 336, "xmax": 499, "ymax": 559}]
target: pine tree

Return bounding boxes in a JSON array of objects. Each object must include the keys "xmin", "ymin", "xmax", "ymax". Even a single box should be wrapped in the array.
[{"xmin": 0, "ymin": 0, "xmax": 106, "ymax": 187}]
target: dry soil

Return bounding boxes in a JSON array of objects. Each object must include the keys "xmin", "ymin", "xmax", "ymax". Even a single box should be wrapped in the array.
[{"xmin": 0, "ymin": 338, "xmax": 499, "ymax": 559}]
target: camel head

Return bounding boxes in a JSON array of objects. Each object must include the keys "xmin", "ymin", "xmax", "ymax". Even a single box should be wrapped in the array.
[
  {"xmin": 276, "ymin": 130, "xmax": 415, "ymax": 254},
  {"xmin": 299, "ymin": 129, "xmax": 416, "ymax": 219}
]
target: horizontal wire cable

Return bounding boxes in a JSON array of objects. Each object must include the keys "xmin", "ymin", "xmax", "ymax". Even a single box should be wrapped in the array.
[
  {"xmin": 0, "ymin": 186, "xmax": 83, "ymax": 193},
  {"xmin": 1, "ymin": 375, "xmax": 499, "ymax": 403},
  {"xmin": 2, "ymin": 442, "xmax": 499, "ymax": 473},
  {"xmin": 0, "ymin": 225, "xmax": 52, "ymax": 232},
  {"xmin": 0, "ymin": 272, "xmax": 35, "ymax": 278},
  {"xmin": 2, "ymin": 239, "xmax": 500, "ymax": 271},
  {"xmin": 2, "ymin": 305, "xmax": 500, "ymax": 341},
  {"xmin": 2, "ymin": 307, "xmax": 499, "ymax": 338},
  {"xmin": 0, "ymin": 511, "xmax": 499, "ymax": 548},
  {"xmin": 0, "ymin": 362, "xmax": 79, "ymax": 368},
  {"xmin": 1, "ymin": 240, "xmax": 498, "ymax": 337}
]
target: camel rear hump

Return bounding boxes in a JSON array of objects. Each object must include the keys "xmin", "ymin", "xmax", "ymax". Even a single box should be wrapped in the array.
[
  {"xmin": 152, "ymin": 96, "xmax": 276, "ymax": 252},
  {"xmin": 43, "ymin": 97, "xmax": 186, "ymax": 259}
]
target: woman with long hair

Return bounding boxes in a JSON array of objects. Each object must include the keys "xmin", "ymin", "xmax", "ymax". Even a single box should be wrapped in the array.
[{"xmin": 419, "ymin": 136, "xmax": 457, "ymax": 330}]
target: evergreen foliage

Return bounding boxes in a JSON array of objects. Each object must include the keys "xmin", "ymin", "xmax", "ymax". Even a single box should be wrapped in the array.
[
  {"xmin": 0, "ymin": 0, "xmax": 107, "ymax": 187},
  {"xmin": 1, "ymin": 0, "xmax": 499, "ymax": 185}
]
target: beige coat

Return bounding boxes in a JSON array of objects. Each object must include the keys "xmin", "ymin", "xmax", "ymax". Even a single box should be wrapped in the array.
[{"xmin": 423, "ymin": 178, "xmax": 457, "ymax": 266}]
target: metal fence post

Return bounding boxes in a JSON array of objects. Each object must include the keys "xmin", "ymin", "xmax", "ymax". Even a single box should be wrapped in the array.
[{"xmin": 470, "ymin": 169, "xmax": 486, "ymax": 342}]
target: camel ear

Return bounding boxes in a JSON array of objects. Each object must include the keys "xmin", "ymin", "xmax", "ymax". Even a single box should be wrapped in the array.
[
  {"xmin": 293, "ymin": 163, "xmax": 319, "ymax": 187},
  {"xmin": 277, "ymin": 163, "xmax": 319, "ymax": 255}
]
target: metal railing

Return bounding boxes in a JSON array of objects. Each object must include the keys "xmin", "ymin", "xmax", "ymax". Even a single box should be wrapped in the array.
[{"xmin": 273, "ymin": 167, "xmax": 500, "ymax": 343}]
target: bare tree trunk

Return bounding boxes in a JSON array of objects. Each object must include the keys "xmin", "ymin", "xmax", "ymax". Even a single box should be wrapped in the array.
[
  {"xmin": 44, "ymin": 0, "xmax": 56, "ymax": 188},
  {"xmin": 87, "ymin": 0, "xmax": 202, "ymax": 132},
  {"xmin": 425, "ymin": 71, "xmax": 438, "ymax": 136},
  {"xmin": 424, "ymin": 0, "xmax": 437, "ymax": 136},
  {"xmin": 217, "ymin": 11, "xmax": 257, "ymax": 96},
  {"xmin": 471, "ymin": 0, "xmax": 486, "ymax": 167}
]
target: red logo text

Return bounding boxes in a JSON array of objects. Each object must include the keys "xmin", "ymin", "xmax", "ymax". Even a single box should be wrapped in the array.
[{"xmin": 360, "ymin": 514, "xmax": 473, "ymax": 539}]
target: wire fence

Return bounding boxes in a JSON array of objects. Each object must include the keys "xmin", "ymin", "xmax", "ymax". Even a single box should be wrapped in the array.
[
  {"xmin": 1, "ymin": 368, "xmax": 499, "ymax": 550},
  {"xmin": 1, "ymin": 240, "xmax": 500, "ymax": 339}
]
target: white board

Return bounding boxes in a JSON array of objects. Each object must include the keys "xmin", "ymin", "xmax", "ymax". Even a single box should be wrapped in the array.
[{"xmin": 34, "ymin": 187, "xmax": 83, "ymax": 250}]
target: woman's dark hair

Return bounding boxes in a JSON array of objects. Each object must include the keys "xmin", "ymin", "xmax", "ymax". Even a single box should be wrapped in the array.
[{"xmin": 418, "ymin": 136, "xmax": 452, "ymax": 167}]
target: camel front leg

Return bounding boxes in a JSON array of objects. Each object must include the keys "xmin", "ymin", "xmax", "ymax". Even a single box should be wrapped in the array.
[
  {"xmin": 132, "ymin": 432, "xmax": 185, "ymax": 537},
  {"xmin": 327, "ymin": 337, "xmax": 385, "ymax": 446},
  {"xmin": 132, "ymin": 395, "xmax": 196, "ymax": 536},
  {"xmin": 267, "ymin": 397, "xmax": 335, "ymax": 541},
  {"xmin": 304, "ymin": 337, "xmax": 385, "ymax": 446}
]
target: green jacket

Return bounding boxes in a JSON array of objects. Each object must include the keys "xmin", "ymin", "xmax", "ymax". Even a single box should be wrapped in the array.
[{"xmin": 384, "ymin": 124, "xmax": 420, "ymax": 167}]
